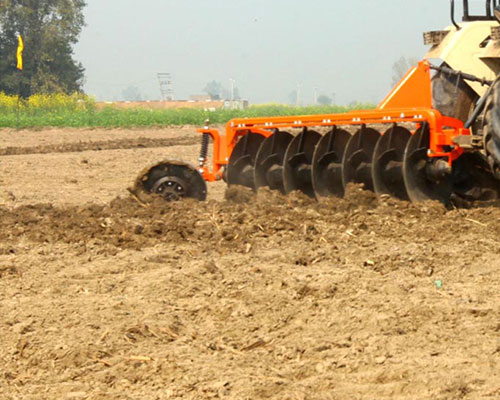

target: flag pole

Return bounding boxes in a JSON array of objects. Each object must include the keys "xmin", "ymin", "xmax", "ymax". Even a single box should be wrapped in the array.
[{"xmin": 16, "ymin": 73, "xmax": 20, "ymax": 130}]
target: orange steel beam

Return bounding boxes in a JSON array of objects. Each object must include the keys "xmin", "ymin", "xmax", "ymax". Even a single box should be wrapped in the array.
[{"xmin": 197, "ymin": 60, "xmax": 469, "ymax": 181}]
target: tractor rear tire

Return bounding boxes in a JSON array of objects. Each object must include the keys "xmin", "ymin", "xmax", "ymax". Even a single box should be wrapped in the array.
[{"xmin": 483, "ymin": 77, "xmax": 500, "ymax": 179}]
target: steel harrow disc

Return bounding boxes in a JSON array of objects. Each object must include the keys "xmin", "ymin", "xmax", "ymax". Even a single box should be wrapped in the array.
[
  {"xmin": 311, "ymin": 127, "xmax": 351, "ymax": 198},
  {"xmin": 341, "ymin": 125, "xmax": 381, "ymax": 191},
  {"xmin": 283, "ymin": 129, "xmax": 322, "ymax": 197},
  {"xmin": 254, "ymin": 130, "xmax": 293, "ymax": 194},
  {"xmin": 403, "ymin": 125, "xmax": 452, "ymax": 203},
  {"xmin": 138, "ymin": 160, "xmax": 207, "ymax": 201},
  {"xmin": 372, "ymin": 125, "xmax": 411, "ymax": 200},
  {"xmin": 227, "ymin": 132, "xmax": 266, "ymax": 189}
]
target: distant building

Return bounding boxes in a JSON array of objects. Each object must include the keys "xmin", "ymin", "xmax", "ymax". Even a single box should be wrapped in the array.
[
  {"xmin": 189, "ymin": 94, "xmax": 212, "ymax": 102},
  {"xmin": 223, "ymin": 100, "xmax": 249, "ymax": 110}
]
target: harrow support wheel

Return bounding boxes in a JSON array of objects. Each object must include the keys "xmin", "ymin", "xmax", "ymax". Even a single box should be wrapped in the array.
[
  {"xmin": 254, "ymin": 130, "xmax": 293, "ymax": 194},
  {"xmin": 136, "ymin": 160, "xmax": 207, "ymax": 201},
  {"xmin": 372, "ymin": 125, "xmax": 411, "ymax": 200},
  {"xmin": 312, "ymin": 127, "xmax": 351, "ymax": 198},
  {"xmin": 342, "ymin": 126, "xmax": 380, "ymax": 191},
  {"xmin": 227, "ymin": 132, "xmax": 265, "ymax": 189},
  {"xmin": 283, "ymin": 129, "xmax": 321, "ymax": 197}
]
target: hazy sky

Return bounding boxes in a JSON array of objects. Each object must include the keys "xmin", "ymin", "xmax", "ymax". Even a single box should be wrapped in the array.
[{"xmin": 73, "ymin": 0, "xmax": 482, "ymax": 104}]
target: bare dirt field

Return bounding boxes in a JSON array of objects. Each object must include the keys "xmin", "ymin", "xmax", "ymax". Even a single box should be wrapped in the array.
[{"xmin": 1, "ymin": 127, "xmax": 499, "ymax": 400}]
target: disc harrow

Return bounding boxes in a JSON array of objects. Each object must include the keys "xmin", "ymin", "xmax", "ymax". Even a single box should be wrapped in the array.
[{"xmin": 136, "ymin": 61, "xmax": 500, "ymax": 206}]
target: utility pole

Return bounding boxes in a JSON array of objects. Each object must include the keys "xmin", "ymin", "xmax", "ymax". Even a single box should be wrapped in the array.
[
  {"xmin": 296, "ymin": 83, "xmax": 302, "ymax": 106},
  {"xmin": 313, "ymin": 87, "xmax": 318, "ymax": 105}
]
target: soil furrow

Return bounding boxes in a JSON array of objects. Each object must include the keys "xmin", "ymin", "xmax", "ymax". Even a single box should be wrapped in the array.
[{"xmin": 0, "ymin": 136, "xmax": 199, "ymax": 156}]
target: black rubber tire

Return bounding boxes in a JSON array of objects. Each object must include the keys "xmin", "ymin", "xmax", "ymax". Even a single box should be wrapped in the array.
[
  {"xmin": 136, "ymin": 160, "xmax": 207, "ymax": 201},
  {"xmin": 432, "ymin": 63, "xmax": 478, "ymax": 123},
  {"xmin": 483, "ymin": 77, "xmax": 500, "ymax": 179}
]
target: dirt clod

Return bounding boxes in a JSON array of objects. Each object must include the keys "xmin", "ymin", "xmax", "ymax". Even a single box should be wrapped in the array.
[{"xmin": 225, "ymin": 185, "xmax": 255, "ymax": 203}]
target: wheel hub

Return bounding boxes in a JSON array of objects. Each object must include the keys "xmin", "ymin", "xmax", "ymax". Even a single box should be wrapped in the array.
[{"xmin": 151, "ymin": 176, "xmax": 188, "ymax": 201}]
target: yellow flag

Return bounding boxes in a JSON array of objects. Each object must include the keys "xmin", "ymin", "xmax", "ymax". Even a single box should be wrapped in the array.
[{"xmin": 16, "ymin": 35, "xmax": 24, "ymax": 70}]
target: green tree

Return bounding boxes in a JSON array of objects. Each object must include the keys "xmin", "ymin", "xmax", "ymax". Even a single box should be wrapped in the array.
[
  {"xmin": 203, "ymin": 80, "xmax": 223, "ymax": 100},
  {"xmin": 121, "ymin": 85, "xmax": 142, "ymax": 101},
  {"xmin": 317, "ymin": 94, "xmax": 332, "ymax": 105},
  {"xmin": 0, "ymin": 0, "xmax": 86, "ymax": 97}
]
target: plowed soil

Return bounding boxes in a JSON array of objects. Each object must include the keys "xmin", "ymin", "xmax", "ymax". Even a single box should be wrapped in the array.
[{"xmin": 1, "ymin": 127, "xmax": 500, "ymax": 400}]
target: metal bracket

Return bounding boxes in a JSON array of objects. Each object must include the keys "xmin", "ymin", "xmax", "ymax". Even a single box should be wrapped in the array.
[{"xmin": 452, "ymin": 134, "xmax": 483, "ymax": 149}]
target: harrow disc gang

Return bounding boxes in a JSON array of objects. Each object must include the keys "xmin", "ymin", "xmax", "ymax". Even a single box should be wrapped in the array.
[
  {"xmin": 312, "ymin": 127, "xmax": 352, "ymax": 198},
  {"xmin": 137, "ymin": 160, "xmax": 207, "ymax": 201},
  {"xmin": 283, "ymin": 129, "xmax": 321, "ymax": 197},
  {"xmin": 234, "ymin": 123, "xmax": 499, "ymax": 205},
  {"xmin": 227, "ymin": 132, "xmax": 265, "ymax": 189},
  {"xmin": 254, "ymin": 130, "xmax": 293, "ymax": 194}
]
